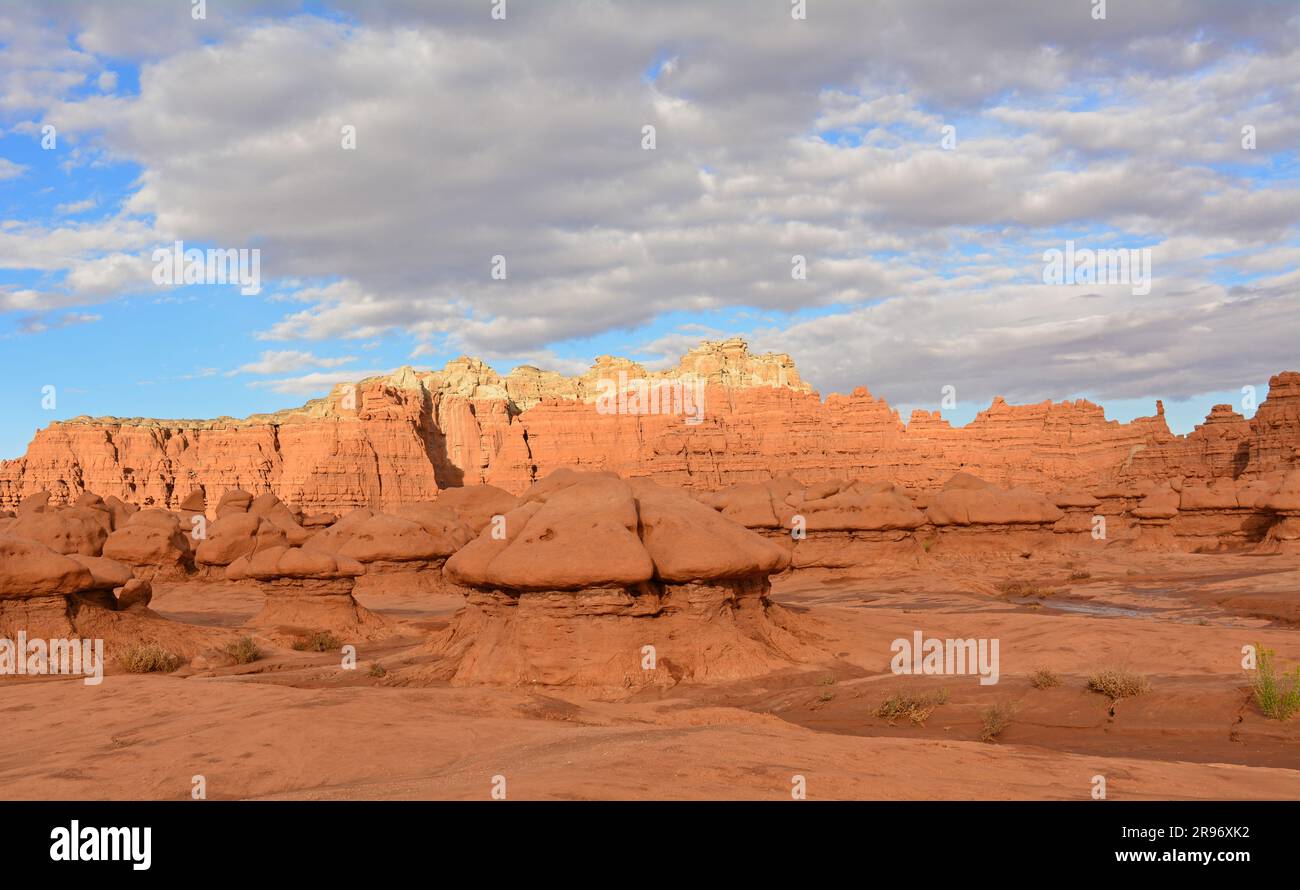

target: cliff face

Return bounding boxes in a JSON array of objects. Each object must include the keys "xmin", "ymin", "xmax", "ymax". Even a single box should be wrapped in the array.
[
  {"xmin": 1116, "ymin": 373, "xmax": 1300, "ymax": 482},
  {"xmin": 2, "ymin": 338, "xmax": 1296, "ymax": 510}
]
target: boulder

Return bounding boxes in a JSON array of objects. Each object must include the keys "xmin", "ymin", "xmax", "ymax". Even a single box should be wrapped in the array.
[
  {"xmin": 67, "ymin": 555, "xmax": 135, "ymax": 590},
  {"xmin": 227, "ymin": 546, "xmax": 364, "ymax": 582},
  {"xmin": 249, "ymin": 492, "xmax": 310, "ymax": 545},
  {"xmin": 630, "ymin": 479, "xmax": 789, "ymax": 581},
  {"xmin": 114, "ymin": 578, "xmax": 153, "ymax": 610},
  {"xmin": 927, "ymin": 480, "xmax": 1064, "ymax": 526},
  {"xmin": 700, "ymin": 483, "xmax": 780, "ymax": 529},
  {"xmin": 797, "ymin": 484, "xmax": 927, "ymax": 532},
  {"xmin": 446, "ymin": 473, "xmax": 651, "ymax": 590},
  {"xmin": 103, "ymin": 495, "xmax": 138, "ymax": 530},
  {"xmin": 194, "ymin": 513, "xmax": 289, "ymax": 567},
  {"xmin": 433, "ymin": 484, "xmax": 521, "ymax": 533},
  {"xmin": 17, "ymin": 491, "xmax": 51, "ymax": 516},
  {"xmin": 101, "ymin": 509, "xmax": 194, "ymax": 578},
  {"xmin": 302, "ymin": 507, "xmax": 375, "ymax": 555},
  {"xmin": 0, "ymin": 536, "xmax": 96, "ymax": 598},
  {"xmin": 4, "ymin": 507, "xmax": 109, "ymax": 556},
  {"xmin": 216, "ymin": 489, "xmax": 254, "ymax": 518}
]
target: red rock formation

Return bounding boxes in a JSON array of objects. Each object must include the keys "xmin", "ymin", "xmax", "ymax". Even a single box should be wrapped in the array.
[
  {"xmin": 1259, "ymin": 469, "xmax": 1300, "ymax": 554},
  {"xmin": 429, "ymin": 470, "xmax": 811, "ymax": 687},
  {"xmin": 1130, "ymin": 480, "xmax": 1183, "ymax": 551},
  {"xmin": 228, "ymin": 545, "xmax": 385, "ymax": 640},
  {"xmin": 3, "ymin": 339, "xmax": 1296, "ymax": 510},
  {"xmin": 1246, "ymin": 372, "xmax": 1300, "ymax": 476},
  {"xmin": 1118, "ymin": 374, "xmax": 1300, "ymax": 482}
]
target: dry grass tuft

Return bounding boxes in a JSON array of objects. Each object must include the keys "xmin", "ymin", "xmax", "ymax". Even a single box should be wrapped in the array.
[
  {"xmin": 225, "ymin": 636, "xmax": 261, "ymax": 664},
  {"xmin": 979, "ymin": 702, "xmax": 1016, "ymax": 742},
  {"xmin": 874, "ymin": 688, "xmax": 949, "ymax": 726},
  {"xmin": 292, "ymin": 631, "xmax": 343, "ymax": 652},
  {"xmin": 119, "ymin": 643, "xmax": 180, "ymax": 674},
  {"xmin": 995, "ymin": 579, "xmax": 1056, "ymax": 598},
  {"xmin": 1087, "ymin": 668, "xmax": 1149, "ymax": 700},
  {"xmin": 1029, "ymin": 668, "xmax": 1060, "ymax": 689}
]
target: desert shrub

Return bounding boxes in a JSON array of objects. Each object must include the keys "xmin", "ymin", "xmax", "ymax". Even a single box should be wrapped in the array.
[
  {"xmin": 1068, "ymin": 570, "xmax": 1091, "ymax": 581},
  {"xmin": 874, "ymin": 688, "xmax": 949, "ymax": 726},
  {"xmin": 1252, "ymin": 644, "xmax": 1300, "ymax": 721},
  {"xmin": 225, "ymin": 636, "xmax": 260, "ymax": 664},
  {"xmin": 979, "ymin": 703, "xmax": 1016, "ymax": 742},
  {"xmin": 119, "ymin": 643, "xmax": 180, "ymax": 674},
  {"xmin": 995, "ymin": 579, "xmax": 1055, "ymax": 598},
  {"xmin": 368, "ymin": 662, "xmax": 387, "ymax": 679},
  {"xmin": 1087, "ymin": 668, "xmax": 1149, "ymax": 700},
  {"xmin": 818, "ymin": 689, "xmax": 835, "ymax": 702},
  {"xmin": 1029, "ymin": 668, "xmax": 1060, "ymax": 689},
  {"xmin": 292, "ymin": 631, "xmax": 342, "ymax": 652}
]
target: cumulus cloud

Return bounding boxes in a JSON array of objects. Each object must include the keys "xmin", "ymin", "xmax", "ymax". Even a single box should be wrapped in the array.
[
  {"xmin": 12, "ymin": 311, "xmax": 101, "ymax": 335},
  {"xmin": 246, "ymin": 368, "xmax": 394, "ymax": 396},
  {"xmin": 1, "ymin": 0, "xmax": 1298, "ymax": 406},
  {"xmin": 54, "ymin": 197, "xmax": 98, "ymax": 214},
  {"xmin": 229, "ymin": 349, "xmax": 359, "ymax": 376}
]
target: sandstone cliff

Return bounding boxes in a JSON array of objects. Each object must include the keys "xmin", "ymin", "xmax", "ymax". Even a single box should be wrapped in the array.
[{"xmin": 2, "ymin": 338, "xmax": 1295, "ymax": 510}]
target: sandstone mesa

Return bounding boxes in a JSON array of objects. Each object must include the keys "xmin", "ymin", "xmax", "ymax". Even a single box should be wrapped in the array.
[{"xmin": 3, "ymin": 338, "xmax": 1298, "ymax": 512}]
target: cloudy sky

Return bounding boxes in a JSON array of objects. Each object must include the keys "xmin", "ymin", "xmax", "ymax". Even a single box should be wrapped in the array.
[{"xmin": 1, "ymin": 0, "xmax": 1298, "ymax": 458}]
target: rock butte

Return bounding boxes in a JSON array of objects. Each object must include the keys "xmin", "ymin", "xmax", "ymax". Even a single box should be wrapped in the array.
[{"xmin": 4, "ymin": 337, "xmax": 1298, "ymax": 512}]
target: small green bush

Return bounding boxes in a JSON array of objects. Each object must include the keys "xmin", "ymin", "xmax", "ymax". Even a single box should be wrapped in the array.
[{"xmin": 1253, "ymin": 644, "xmax": 1300, "ymax": 721}]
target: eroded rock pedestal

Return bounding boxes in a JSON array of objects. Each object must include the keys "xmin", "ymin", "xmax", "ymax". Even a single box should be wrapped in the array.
[
  {"xmin": 227, "ymin": 546, "xmax": 387, "ymax": 641},
  {"xmin": 423, "ymin": 470, "xmax": 815, "ymax": 687}
]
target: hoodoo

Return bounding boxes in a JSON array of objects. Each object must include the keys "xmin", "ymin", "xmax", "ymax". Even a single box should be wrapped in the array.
[
  {"xmin": 423, "ymin": 469, "xmax": 813, "ymax": 687},
  {"xmin": 227, "ymin": 545, "xmax": 385, "ymax": 641}
]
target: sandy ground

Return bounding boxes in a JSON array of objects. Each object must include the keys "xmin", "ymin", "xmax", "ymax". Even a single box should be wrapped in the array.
[{"xmin": 2, "ymin": 549, "xmax": 1299, "ymax": 800}]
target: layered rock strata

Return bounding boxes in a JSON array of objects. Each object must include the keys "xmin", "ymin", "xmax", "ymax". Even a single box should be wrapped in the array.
[{"xmin": 9, "ymin": 339, "xmax": 1292, "ymax": 510}]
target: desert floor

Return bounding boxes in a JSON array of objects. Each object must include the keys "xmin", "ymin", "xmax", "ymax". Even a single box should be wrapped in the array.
[{"xmin": 3, "ymin": 550, "xmax": 1299, "ymax": 800}]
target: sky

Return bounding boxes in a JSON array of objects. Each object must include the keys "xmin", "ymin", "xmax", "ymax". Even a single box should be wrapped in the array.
[{"xmin": 1, "ymin": 0, "xmax": 1298, "ymax": 459}]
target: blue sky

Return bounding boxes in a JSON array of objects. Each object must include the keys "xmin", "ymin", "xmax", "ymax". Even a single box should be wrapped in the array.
[{"xmin": 2, "ymin": 1, "xmax": 1298, "ymax": 459}]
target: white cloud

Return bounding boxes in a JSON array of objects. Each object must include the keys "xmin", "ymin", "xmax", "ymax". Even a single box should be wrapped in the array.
[
  {"xmin": 246, "ymin": 368, "xmax": 393, "ymax": 396},
  {"xmin": 0, "ymin": 0, "xmax": 1297, "ymax": 406},
  {"xmin": 55, "ymin": 197, "xmax": 97, "ymax": 214},
  {"xmin": 229, "ymin": 349, "xmax": 359, "ymax": 376}
]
